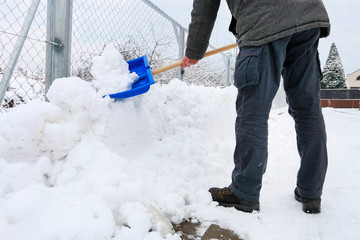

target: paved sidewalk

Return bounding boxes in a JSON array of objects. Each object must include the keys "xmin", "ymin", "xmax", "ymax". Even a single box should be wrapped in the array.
[{"xmin": 173, "ymin": 221, "xmax": 242, "ymax": 240}]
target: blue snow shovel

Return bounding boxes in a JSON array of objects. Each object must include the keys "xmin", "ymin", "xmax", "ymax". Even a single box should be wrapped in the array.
[{"xmin": 108, "ymin": 43, "xmax": 238, "ymax": 99}]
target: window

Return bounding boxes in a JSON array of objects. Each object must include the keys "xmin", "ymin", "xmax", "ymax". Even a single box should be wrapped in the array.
[{"xmin": 356, "ymin": 76, "xmax": 360, "ymax": 80}]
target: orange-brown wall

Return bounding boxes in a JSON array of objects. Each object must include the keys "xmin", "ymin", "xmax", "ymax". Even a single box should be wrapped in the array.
[{"xmin": 320, "ymin": 99, "xmax": 360, "ymax": 108}]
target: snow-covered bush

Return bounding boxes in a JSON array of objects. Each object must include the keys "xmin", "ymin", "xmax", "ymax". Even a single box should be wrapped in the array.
[{"xmin": 321, "ymin": 43, "xmax": 347, "ymax": 89}]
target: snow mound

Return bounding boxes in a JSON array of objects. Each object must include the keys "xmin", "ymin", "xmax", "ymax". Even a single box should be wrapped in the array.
[{"xmin": 0, "ymin": 46, "xmax": 236, "ymax": 240}]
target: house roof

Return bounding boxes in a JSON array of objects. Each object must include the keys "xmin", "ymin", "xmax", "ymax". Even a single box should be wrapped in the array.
[{"xmin": 347, "ymin": 69, "xmax": 360, "ymax": 76}]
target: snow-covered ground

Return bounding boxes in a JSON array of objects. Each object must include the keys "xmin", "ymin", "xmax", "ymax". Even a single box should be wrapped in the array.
[{"xmin": 0, "ymin": 48, "xmax": 359, "ymax": 240}]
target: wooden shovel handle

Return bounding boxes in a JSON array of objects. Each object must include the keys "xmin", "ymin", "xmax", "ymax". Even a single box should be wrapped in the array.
[
  {"xmin": 151, "ymin": 60, "xmax": 183, "ymax": 76},
  {"xmin": 151, "ymin": 42, "xmax": 238, "ymax": 76}
]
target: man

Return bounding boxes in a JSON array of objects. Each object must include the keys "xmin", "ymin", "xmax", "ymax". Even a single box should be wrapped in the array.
[{"xmin": 181, "ymin": 0, "xmax": 330, "ymax": 214}]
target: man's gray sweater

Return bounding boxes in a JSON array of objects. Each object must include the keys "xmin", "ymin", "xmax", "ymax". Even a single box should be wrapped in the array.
[{"xmin": 185, "ymin": 0, "xmax": 331, "ymax": 60}]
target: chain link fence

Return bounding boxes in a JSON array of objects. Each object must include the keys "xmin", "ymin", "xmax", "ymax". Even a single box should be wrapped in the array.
[
  {"xmin": 1, "ymin": 0, "xmax": 234, "ymax": 112},
  {"xmin": 0, "ymin": 0, "xmax": 47, "ymax": 110},
  {"xmin": 70, "ymin": 0, "xmax": 233, "ymax": 86}
]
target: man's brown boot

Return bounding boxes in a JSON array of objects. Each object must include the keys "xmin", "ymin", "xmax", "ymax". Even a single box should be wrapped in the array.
[{"xmin": 209, "ymin": 187, "xmax": 260, "ymax": 213}]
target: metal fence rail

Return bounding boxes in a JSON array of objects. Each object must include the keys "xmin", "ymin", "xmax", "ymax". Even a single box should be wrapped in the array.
[{"xmin": 0, "ymin": 0, "xmax": 234, "ymax": 112}]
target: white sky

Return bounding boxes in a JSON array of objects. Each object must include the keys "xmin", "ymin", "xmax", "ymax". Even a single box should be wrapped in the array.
[{"xmin": 152, "ymin": 0, "xmax": 360, "ymax": 74}]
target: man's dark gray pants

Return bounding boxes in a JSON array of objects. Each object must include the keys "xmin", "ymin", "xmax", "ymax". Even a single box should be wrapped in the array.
[{"xmin": 229, "ymin": 28, "xmax": 328, "ymax": 203}]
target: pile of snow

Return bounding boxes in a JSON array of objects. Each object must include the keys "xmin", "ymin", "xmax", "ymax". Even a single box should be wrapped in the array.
[
  {"xmin": 91, "ymin": 45, "xmax": 139, "ymax": 96},
  {"xmin": 0, "ymin": 46, "xmax": 359, "ymax": 240}
]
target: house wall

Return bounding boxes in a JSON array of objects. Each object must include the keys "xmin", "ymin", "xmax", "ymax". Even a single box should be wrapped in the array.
[{"xmin": 346, "ymin": 69, "xmax": 360, "ymax": 89}]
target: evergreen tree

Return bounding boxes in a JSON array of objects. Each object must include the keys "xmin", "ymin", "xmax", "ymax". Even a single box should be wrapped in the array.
[{"xmin": 321, "ymin": 43, "xmax": 347, "ymax": 89}]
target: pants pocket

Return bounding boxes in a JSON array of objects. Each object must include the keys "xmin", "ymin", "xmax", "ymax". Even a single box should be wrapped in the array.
[{"xmin": 234, "ymin": 46, "xmax": 263, "ymax": 89}]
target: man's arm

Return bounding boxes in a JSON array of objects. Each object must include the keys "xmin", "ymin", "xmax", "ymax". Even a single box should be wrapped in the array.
[{"xmin": 184, "ymin": 0, "xmax": 220, "ymax": 63}]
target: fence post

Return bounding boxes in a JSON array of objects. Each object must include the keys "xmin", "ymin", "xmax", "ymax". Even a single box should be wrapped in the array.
[
  {"xmin": 223, "ymin": 54, "xmax": 232, "ymax": 86},
  {"xmin": 45, "ymin": 0, "xmax": 73, "ymax": 96},
  {"xmin": 178, "ymin": 27, "xmax": 185, "ymax": 80},
  {"xmin": 172, "ymin": 24, "xmax": 185, "ymax": 80},
  {"xmin": 0, "ymin": 0, "xmax": 40, "ymax": 107}
]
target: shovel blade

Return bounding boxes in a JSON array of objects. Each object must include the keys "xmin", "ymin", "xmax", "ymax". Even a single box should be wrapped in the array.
[{"xmin": 108, "ymin": 55, "xmax": 155, "ymax": 99}]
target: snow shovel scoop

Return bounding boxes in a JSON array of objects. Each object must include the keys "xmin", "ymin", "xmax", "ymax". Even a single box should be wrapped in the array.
[{"xmin": 108, "ymin": 43, "xmax": 238, "ymax": 99}]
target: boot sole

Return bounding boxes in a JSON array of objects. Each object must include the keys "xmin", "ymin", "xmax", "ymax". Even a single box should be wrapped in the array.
[
  {"xmin": 218, "ymin": 202, "xmax": 260, "ymax": 213},
  {"xmin": 294, "ymin": 192, "xmax": 321, "ymax": 214}
]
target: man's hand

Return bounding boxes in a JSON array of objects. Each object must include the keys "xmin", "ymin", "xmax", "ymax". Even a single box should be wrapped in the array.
[{"xmin": 180, "ymin": 56, "xmax": 199, "ymax": 69}]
